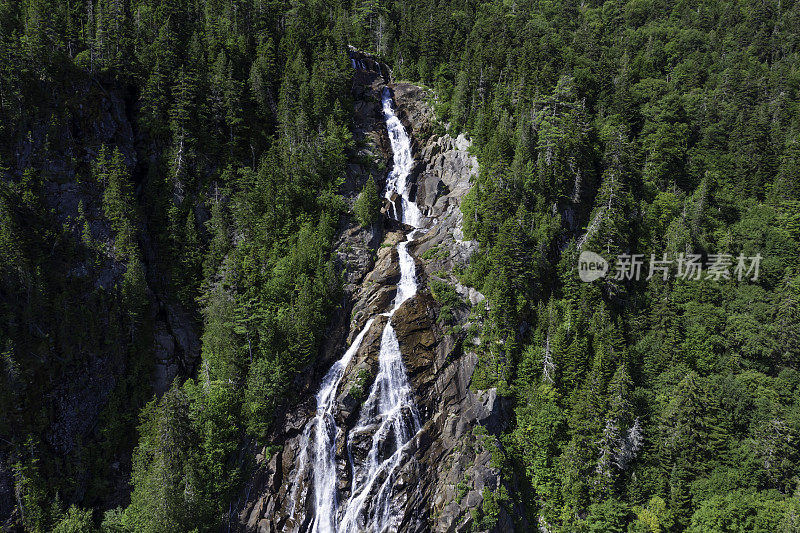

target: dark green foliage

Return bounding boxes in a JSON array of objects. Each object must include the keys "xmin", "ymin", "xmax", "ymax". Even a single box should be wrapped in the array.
[
  {"xmin": 126, "ymin": 383, "xmax": 199, "ymax": 532},
  {"xmin": 52, "ymin": 505, "xmax": 96, "ymax": 533},
  {"xmin": 470, "ymin": 487, "xmax": 502, "ymax": 531},
  {"xmin": 124, "ymin": 379, "xmax": 242, "ymax": 532},
  {"xmin": 1, "ymin": 0, "xmax": 799, "ymax": 530},
  {"xmin": 353, "ymin": 175, "xmax": 382, "ymax": 227},
  {"xmin": 687, "ymin": 490, "xmax": 790, "ymax": 533},
  {"xmin": 0, "ymin": 0, "xmax": 352, "ymax": 529},
  {"xmin": 429, "ymin": 278, "xmax": 460, "ymax": 325}
]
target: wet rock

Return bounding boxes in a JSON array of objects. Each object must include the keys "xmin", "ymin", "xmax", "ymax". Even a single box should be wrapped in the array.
[
  {"xmin": 338, "ymin": 316, "xmax": 388, "ymax": 426},
  {"xmin": 347, "ymin": 230, "xmax": 405, "ymax": 337},
  {"xmin": 387, "ymin": 191, "xmax": 404, "ymax": 221},
  {"xmin": 389, "ymin": 83, "xmax": 437, "ymax": 148},
  {"xmin": 237, "ymin": 57, "xmax": 525, "ymax": 533}
]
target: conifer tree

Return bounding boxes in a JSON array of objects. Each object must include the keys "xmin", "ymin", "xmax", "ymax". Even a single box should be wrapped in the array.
[
  {"xmin": 127, "ymin": 384, "xmax": 200, "ymax": 532},
  {"xmin": 353, "ymin": 175, "xmax": 381, "ymax": 227},
  {"xmin": 249, "ymin": 37, "xmax": 278, "ymax": 124},
  {"xmin": 101, "ymin": 147, "xmax": 138, "ymax": 260}
]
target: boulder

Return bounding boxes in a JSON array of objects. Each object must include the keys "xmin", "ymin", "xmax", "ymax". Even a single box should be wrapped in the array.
[{"xmin": 391, "ymin": 293, "xmax": 438, "ymax": 389}]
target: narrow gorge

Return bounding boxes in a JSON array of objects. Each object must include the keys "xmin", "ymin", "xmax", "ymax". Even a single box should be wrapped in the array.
[{"xmin": 238, "ymin": 53, "xmax": 525, "ymax": 533}]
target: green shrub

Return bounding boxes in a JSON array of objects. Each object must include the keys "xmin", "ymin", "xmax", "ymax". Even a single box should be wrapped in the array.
[
  {"xmin": 429, "ymin": 278, "xmax": 460, "ymax": 324},
  {"xmin": 348, "ymin": 369, "xmax": 372, "ymax": 403}
]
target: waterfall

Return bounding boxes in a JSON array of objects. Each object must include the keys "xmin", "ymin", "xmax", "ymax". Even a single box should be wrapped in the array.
[
  {"xmin": 294, "ymin": 83, "xmax": 425, "ymax": 532},
  {"xmin": 381, "ymin": 88, "xmax": 423, "ymax": 228},
  {"xmin": 338, "ymin": 235, "xmax": 422, "ymax": 532},
  {"xmin": 301, "ymin": 318, "xmax": 375, "ymax": 533}
]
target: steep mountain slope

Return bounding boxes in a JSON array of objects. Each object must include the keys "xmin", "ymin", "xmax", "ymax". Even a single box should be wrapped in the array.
[
  {"xmin": 238, "ymin": 54, "xmax": 527, "ymax": 533},
  {"xmin": 0, "ymin": 76, "xmax": 201, "ymax": 523},
  {"xmin": 2, "ymin": 1, "xmax": 799, "ymax": 531}
]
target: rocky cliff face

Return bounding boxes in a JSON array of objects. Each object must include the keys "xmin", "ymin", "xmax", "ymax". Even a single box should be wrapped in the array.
[
  {"xmin": 11, "ymin": 80, "xmax": 200, "ymax": 393},
  {"xmin": 237, "ymin": 58, "xmax": 527, "ymax": 532},
  {"xmin": 0, "ymin": 78, "xmax": 201, "ymax": 520}
]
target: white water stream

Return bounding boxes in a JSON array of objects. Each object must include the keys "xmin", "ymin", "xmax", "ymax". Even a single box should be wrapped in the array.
[{"xmin": 293, "ymin": 83, "xmax": 426, "ymax": 532}]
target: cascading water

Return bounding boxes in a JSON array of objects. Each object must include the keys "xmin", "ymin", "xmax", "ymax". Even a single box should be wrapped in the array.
[
  {"xmin": 292, "ymin": 80, "xmax": 426, "ymax": 532},
  {"xmin": 292, "ymin": 318, "xmax": 376, "ymax": 533},
  {"xmin": 339, "ymin": 236, "xmax": 422, "ymax": 533},
  {"xmin": 381, "ymin": 88, "xmax": 423, "ymax": 228}
]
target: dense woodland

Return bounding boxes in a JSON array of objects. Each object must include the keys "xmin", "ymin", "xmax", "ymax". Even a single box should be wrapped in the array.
[{"xmin": 0, "ymin": 0, "xmax": 799, "ymax": 531}]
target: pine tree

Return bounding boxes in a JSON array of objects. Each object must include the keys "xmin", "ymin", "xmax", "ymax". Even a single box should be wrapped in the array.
[
  {"xmin": 200, "ymin": 284, "xmax": 243, "ymax": 383},
  {"xmin": 175, "ymin": 208, "xmax": 202, "ymax": 305},
  {"xmin": 222, "ymin": 60, "xmax": 245, "ymax": 157},
  {"xmin": 98, "ymin": 0, "xmax": 130, "ymax": 72},
  {"xmin": 122, "ymin": 252, "xmax": 147, "ymax": 334},
  {"xmin": 775, "ymin": 274, "xmax": 800, "ymax": 368},
  {"xmin": 450, "ymin": 70, "xmax": 470, "ymax": 129},
  {"xmin": 773, "ymin": 137, "xmax": 800, "ymax": 202},
  {"xmin": 127, "ymin": 384, "xmax": 200, "ymax": 533},
  {"xmin": 581, "ymin": 120, "xmax": 635, "ymax": 264},
  {"xmin": 276, "ymin": 49, "xmax": 310, "ymax": 139},
  {"xmin": 140, "ymin": 21, "xmax": 177, "ymax": 136},
  {"xmin": 249, "ymin": 37, "xmax": 278, "ymax": 123},
  {"xmin": 22, "ymin": 0, "xmax": 53, "ymax": 69},
  {"xmin": 77, "ymin": 200, "xmax": 92, "ymax": 249},
  {"xmin": 169, "ymin": 66, "xmax": 198, "ymax": 194},
  {"xmin": 594, "ymin": 418, "xmax": 621, "ymax": 497},
  {"xmin": 203, "ymin": 194, "xmax": 230, "ymax": 281},
  {"xmin": 658, "ymin": 372, "xmax": 725, "ymax": 477}
]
